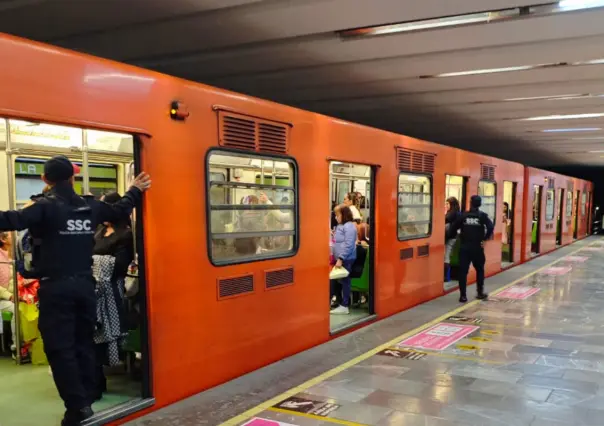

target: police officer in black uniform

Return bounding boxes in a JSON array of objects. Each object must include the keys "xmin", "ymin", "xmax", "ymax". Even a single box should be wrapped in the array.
[
  {"xmin": 447, "ymin": 195, "xmax": 494, "ymax": 303},
  {"xmin": 0, "ymin": 155, "xmax": 151, "ymax": 425}
]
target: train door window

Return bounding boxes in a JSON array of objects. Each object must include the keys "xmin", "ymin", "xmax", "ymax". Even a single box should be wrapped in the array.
[
  {"xmin": 398, "ymin": 174, "xmax": 432, "ymax": 240},
  {"xmin": 532, "ymin": 185, "xmax": 542, "ymax": 255},
  {"xmin": 329, "ymin": 161, "xmax": 374, "ymax": 333},
  {"xmin": 502, "ymin": 181, "xmax": 516, "ymax": 267},
  {"xmin": 207, "ymin": 151, "xmax": 297, "ymax": 265},
  {"xmin": 581, "ymin": 191, "xmax": 588, "ymax": 217},
  {"xmin": 478, "ymin": 180, "xmax": 496, "ymax": 227},
  {"xmin": 566, "ymin": 190, "xmax": 573, "ymax": 230},
  {"xmin": 445, "ymin": 175, "xmax": 466, "ymax": 209},
  {"xmin": 0, "ymin": 118, "xmax": 147, "ymax": 424},
  {"xmin": 545, "ymin": 188, "xmax": 555, "ymax": 222}
]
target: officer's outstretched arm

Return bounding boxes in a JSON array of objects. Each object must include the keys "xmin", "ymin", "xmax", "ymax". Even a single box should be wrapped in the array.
[
  {"xmin": 97, "ymin": 172, "xmax": 151, "ymax": 224},
  {"xmin": 483, "ymin": 214, "xmax": 495, "ymax": 240},
  {"xmin": 0, "ymin": 201, "xmax": 44, "ymax": 231}
]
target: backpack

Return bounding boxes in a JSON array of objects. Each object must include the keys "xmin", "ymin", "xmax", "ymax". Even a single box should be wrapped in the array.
[{"xmin": 16, "ymin": 229, "xmax": 41, "ymax": 279}]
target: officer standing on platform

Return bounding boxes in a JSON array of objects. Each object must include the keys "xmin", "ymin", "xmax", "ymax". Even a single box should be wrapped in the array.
[
  {"xmin": 0, "ymin": 155, "xmax": 151, "ymax": 425},
  {"xmin": 447, "ymin": 195, "xmax": 494, "ymax": 303}
]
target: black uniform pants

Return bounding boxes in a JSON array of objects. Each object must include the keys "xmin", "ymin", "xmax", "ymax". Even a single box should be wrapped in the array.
[
  {"xmin": 38, "ymin": 275, "xmax": 97, "ymax": 411},
  {"xmin": 458, "ymin": 245, "xmax": 486, "ymax": 297}
]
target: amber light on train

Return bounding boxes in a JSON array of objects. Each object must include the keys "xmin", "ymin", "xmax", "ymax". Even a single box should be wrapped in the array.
[{"xmin": 169, "ymin": 100, "xmax": 189, "ymax": 121}]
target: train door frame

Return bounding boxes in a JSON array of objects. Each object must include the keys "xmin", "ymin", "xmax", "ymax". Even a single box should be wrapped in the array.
[
  {"xmin": 0, "ymin": 118, "xmax": 154, "ymax": 423},
  {"xmin": 556, "ymin": 188, "xmax": 565, "ymax": 246},
  {"xmin": 444, "ymin": 174, "xmax": 467, "ymax": 288},
  {"xmin": 531, "ymin": 184, "xmax": 542, "ymax": 255},
  {"xmin": 328, "ymin": 161, "xmax": 376, "ymax": 334},
  {"xmin": 502, "ymin": 181, "xmax": 516, "ymax": 266},
  {"xmin": 573, "ymin": 190, "xmax": 580, "ymax": 239}
]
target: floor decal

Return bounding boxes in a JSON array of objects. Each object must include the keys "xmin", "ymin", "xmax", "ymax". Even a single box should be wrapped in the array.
[
  {"xmin": 397, "ymin": 323, "xmax": 480, "ymax": 351},
  {"xmin": 564, "ymin": 255, "xmax": 589, "ymax": 262},
  {"xmin": 274, "ymin": 397, "xmax": 339, "ymax": 417},
  {"xmin": 244, "ymin": 419, "xmax": 298, "ymax": 426},
  {"xmin": 495, "ymin": 286, "xmax": 540, "ymax": 300},
  {"xmin": 540, "ymin": 265, "xmax": 572, "ymax": 275},
  {"xmin": 377, "ymin": 348, "xmax": 426, "ymax": 360}
]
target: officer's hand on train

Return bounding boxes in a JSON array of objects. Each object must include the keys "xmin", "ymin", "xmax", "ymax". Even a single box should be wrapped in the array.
[{"xmin": 132, "ymin": 172, "xmax": 152, "ymax": 192}]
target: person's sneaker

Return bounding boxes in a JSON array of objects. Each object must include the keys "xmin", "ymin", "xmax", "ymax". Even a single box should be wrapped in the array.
[
  {"xmin": 330, "ymin": 305, "xmax": 349, "ymax": 315},
  {"xmin": 477, "ymin": 293, "xmax": 489, "ymax": 300},
  {"xmin": 459, "ymin": 296, "xmax": 468, "ymax": 303}
]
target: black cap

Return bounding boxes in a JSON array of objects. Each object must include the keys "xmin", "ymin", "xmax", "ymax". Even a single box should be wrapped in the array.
[
  {"xmin": 44, "ymin": 155, "xmax": 75, "ymax": 183},
  {"xmin": 471, "ymin": 195, "xmax": 482, "ymax": 208}
]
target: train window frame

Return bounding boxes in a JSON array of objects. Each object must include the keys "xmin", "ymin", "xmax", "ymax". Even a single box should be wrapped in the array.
[
  {"xmin": 566, "ymin": 190, "xmax": 573, "ymax": 218},
  {"xmin": 478, "ymin": 180, "xmax": 497, "ymax": 226},
  {"xmin": 545, "ymin": 188, "xmax": 556, "ymax": 221},
  {"xmin": 397, "ymin": 172, "xmax": 433, "ymax": 241},
  {"xmin": 581, "ymin": 191, "xmax": 587, "ymax": 216},
  {"xmin": 205, "ymin": 148, "xmax": 299, "ymax": 266}
]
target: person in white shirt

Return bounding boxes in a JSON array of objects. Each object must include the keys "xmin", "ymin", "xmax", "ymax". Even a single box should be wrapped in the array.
[{"xmin": 344, "ymin": 192, "xmax": 362, "ymax": 222}]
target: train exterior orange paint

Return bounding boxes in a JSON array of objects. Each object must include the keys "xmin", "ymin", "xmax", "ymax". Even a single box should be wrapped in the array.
[{"xmin": 0, "ymin": 33, "xmax": 594, "ymax": 424}]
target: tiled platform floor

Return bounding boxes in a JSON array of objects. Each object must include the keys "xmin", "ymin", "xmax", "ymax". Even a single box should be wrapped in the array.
[{"xmin": 130, "ymin": 237, "xmax": 604, "ymax": 426}]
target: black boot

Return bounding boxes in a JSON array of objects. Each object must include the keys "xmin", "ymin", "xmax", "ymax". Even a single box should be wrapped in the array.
[
  {"xmin": 459, "ymin": 295, "xmax": 468, "ymax": 303},
  {"xmin": 62, "ymin": 407, "xmax": 93, "ymax": 426},
  {"xmin": 476, "ymin": 286, "xmax": 488, "ymax": 300}
]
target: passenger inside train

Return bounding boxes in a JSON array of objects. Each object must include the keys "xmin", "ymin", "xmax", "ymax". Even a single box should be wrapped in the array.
[{"xmin": 0, "ymin": 118, "xmax": 143, "ymax": 425}]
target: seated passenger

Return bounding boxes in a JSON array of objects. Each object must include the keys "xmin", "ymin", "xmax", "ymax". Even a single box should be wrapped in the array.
[
  {"xmin": 0, "ymin": 232, "xmax": 16, "ymax": 353},
  {"xmin": 445, "ymin": 197, "xmax": 461, "ymax": 282},
  {"xmin": 330, "ymin": 205, "xmax": 357, "ymax": 315}
]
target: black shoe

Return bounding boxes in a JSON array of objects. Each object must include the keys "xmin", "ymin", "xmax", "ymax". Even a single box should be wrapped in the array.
[
  {"xmin": 477, "ymin": 293, "xmax": 488, "ymax": 300},
  {"xmin": 62, "ymin": 407, "xmax": 94, "ymax": 426},
  {"xmin": 459, "ymin": 296, "xmax": 468, "ymax": 303}
]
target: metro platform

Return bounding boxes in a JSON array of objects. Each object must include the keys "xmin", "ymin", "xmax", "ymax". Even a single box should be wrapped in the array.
[{"xmin": 130, "ymin": 237, "xmax": 604, "ymax": 426}]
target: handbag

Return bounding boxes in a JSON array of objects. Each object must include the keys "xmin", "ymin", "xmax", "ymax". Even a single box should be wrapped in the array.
[{"xmin": 329, "ymin": 266, "xmax": 349, "ymax": 280}]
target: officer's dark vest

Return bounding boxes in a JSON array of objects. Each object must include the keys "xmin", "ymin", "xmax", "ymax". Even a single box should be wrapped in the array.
[
  {"xmin": 460, "ymin": 210, "xmax": 484, "ymax": 245},
  {"xmin": 32, "ymin": 192, "xmax": 95, "ymax": 279}
]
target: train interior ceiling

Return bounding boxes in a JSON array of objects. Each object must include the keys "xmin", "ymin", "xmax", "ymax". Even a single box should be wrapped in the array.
[{"xmin": 0, "ymin": 119, "xmax": 145, "ymax": 425}]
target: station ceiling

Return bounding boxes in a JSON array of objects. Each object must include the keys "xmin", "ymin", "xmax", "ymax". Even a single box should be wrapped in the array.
[{"xmin": 3, "ymin": 0, "xmax": 604, "ymax": 167}]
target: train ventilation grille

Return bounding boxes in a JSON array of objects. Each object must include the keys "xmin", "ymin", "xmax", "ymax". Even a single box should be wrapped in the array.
[
  {"xmin": 568, "ymin": 182, "xmax": 574, "ymax": 191},
  {"xmin": 217, "ymin": 274, "xmax": 254, "ymax": 300},
  {"xmin": 417, "ymin": 244, "xmax": 430, "ymax": 257},
  {"xmin": 400, "ymin": 248, "xmax": 414, "ymax": 260},
  {"xmin": 218, "ymin": 111, "xmax": 289, "ymax": 154},
  {"xmin": 265, "ymin": 267, "xmax": 294, "ymax": 289},
  {"xmin": 397, "ymin": 148, "xmax": 435, "ymax": 173},
  {"xmin": 547, "ymin": 177, "xmax": 555, "ymax": 189},
  {"xmin": 480, "ymin": 164, "xmax": 495, "ymax": 181}
]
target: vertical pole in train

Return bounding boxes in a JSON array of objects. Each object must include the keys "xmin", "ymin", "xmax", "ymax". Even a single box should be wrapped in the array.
[
  {"xmin": 4, "ymin": 118, "xmax": 22, "ymax": 364},
  {"xmin": 82, "ymin": 130, "xmax": 90, "ymax": 195}
]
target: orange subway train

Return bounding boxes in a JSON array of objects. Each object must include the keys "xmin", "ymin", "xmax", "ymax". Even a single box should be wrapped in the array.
[{"xmin": 0, "ymin": 32, "xmax": 593, "ymax": 425}]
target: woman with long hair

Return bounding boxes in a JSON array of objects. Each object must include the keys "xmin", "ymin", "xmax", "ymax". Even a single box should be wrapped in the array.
[{"xmin": 445, "ymin": 197, "xmax": 461, "ymax": 282}]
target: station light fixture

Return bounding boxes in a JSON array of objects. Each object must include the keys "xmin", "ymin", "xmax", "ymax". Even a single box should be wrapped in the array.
[
  {"xmin": 520, "ymin": 112, "xmax": 604, "ymax": 121},
  {"xmin": 541, "ymin": 128, "xmax": 602, "ymax": 132}
]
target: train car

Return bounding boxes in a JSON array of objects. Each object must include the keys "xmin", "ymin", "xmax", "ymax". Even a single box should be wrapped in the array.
[
  {"xmin": 522, "ymin": 168, "xmax": 593, "ymax": 261},
  {"xmin": 0, "ymin": 33, "xmax": 593, "ymax": 425}
]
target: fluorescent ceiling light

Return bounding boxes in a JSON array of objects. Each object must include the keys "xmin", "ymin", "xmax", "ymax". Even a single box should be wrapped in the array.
[
  {"xmin": 521, "ymin": 112, "xmax": 604, "ymax": 121},
  {"xmin": 559, "ymin": 0, "xmax": 604, "ymax": 11},
  {"xmin": 433, "ymin": 65, "xmax": 538, "ymax": 78},
  {"xmin": 589, "ymin": 150, "xmax": 604, "ymax": 153},
  {"xmin": 542, "ymin": 127, "xmax": 602, "ymax": 132},
  {"xmin": 504, "ymin": 94, "xmax": 583, "ymax": 101}
]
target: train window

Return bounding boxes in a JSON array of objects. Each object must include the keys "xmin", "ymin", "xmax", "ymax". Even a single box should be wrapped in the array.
[
  {"xmin": 478, "ymin": 180, "xmax": 496, "ymax": 224},
  {"xmin": 581, "ymin": 191, "xmax": 587, "ymax": 216},
  {"xmin": 397, "ymin": 174, "xmax": 432, "ymax": 240},
  {"xmin": 207, "ymin": 150, "xmax": 297, "ymax": 265},
  {"xmin": 566, "ymin": 190, "xmax": 573, "ymax": 218},
  {"xmin": 545, "ymin": 189, "xmax": 555, "ymax": 221},
  {"xmin": 87, "ymin": 129, "xmax": 134, "ymax": 154}
]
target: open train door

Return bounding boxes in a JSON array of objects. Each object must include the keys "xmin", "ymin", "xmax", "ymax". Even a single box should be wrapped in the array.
[{"xmin": 0, "ymin": 118, "xmax": 153, "ymax": 425}]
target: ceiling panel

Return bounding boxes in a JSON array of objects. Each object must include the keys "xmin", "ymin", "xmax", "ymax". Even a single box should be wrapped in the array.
[{"xmin": 1, "ymin": 0, "xmax": 604, "ymax": 166}]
